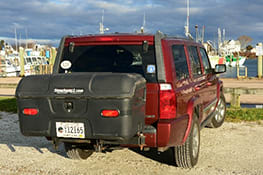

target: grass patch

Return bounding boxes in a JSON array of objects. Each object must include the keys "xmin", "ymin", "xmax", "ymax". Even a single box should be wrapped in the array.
[
  {"xmin": 226, "ymin": 108, "xmax": 263, "ymax": 122},
  {"xmin": 0, "ymin": 97, "xmax": 17, "ymax": 113}
]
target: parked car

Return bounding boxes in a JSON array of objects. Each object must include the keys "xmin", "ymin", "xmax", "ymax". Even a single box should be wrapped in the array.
[{"xmin": 16, "ymin": 31, "xmax": 226, "ymax": 168}]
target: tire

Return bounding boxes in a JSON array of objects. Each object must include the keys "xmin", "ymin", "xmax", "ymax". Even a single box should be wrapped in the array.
[
  {"xmin": 207, "ymin": 94, "xmax": 226, "ymax": 128},
  {"xmin": 174, "ymin": 113, "xmax": 200, "ymax": 168},
  {"xmin": 64, "ymin": 143, "xmax": 94, "ymax": 160}
]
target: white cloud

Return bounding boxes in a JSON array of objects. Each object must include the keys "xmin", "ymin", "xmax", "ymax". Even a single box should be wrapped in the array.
[
  {"xmin": 87, "ymin": 1, "xmax": 138, "ymax": 13},
  {"xmin": 177, "ymin": 7, "xmax": 203, "ymax": 15},
  {"xmin": 254, "ymin": 23, "xmax": 263, "ymax": 32}
]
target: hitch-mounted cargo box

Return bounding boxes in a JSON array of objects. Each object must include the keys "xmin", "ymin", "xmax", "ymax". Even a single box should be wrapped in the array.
[{"xmin": 16, "ymin": 72, "xmax": 146, "ymax": 144}]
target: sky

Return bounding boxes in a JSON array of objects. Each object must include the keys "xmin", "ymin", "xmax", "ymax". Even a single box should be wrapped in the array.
[{"xmin": 0, "ymin": 0, "xmax": 262, "ymax": 46}]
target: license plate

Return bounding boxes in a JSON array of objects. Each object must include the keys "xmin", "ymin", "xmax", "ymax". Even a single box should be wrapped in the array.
[{"xmin": 56, "ymin": 122, "xmax": 85, "ymax": 138}]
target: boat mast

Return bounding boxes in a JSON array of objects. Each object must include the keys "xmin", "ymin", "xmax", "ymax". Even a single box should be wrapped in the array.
[
  {"xmin": 201, "ymin": 26, "xmax": 205, "ymax": 44},
  {"xmin": 218, "ymin": 28, "xmax": 222, "ymax": 54},
  {"xmin": 99, "ymin": 9, "xmax": 109, "ymax": 34},
  {"xmin": 99, "ymin": 9, "xmax": 104, "ymax": 34},
  {"xmin": 186, "ymin": 0, "xmax": 189, "ymax": 34},
  {"xmin": 184, "ymin": 0, "xmax": 193, "ymax": 39},
  {"xmin": 14, "ymin": 26, "xmax": 18, "ymax": 51},
  {"xmin": 222, "ymin": 28, "xmax": 225, "ymax": 44},
  {"xmin": 25, "ymin": 28, "xmax": 28, "ymax": 49},
  {"xmin": 140, "ymin": 12, "xmax": 146, "ymax": 33},
  {"xmin": 19, "ymin": 33, "xmax": 21, "ymax": 48},
  {"xmin": 195, "ymin": 25, "xmax": 198, "ymax": 42}
]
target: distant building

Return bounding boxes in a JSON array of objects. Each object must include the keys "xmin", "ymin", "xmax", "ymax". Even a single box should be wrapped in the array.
[{"xmin": 219, "ymin": 40, "xmax": 241, "ymax": 55}]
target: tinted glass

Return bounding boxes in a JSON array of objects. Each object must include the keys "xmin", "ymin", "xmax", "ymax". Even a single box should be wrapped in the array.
[
  {"xmin": 172, "ymin": 45, "xmax": 189, "ymax": 80},
  {"xmin": 60, "ymin": 45, "xmax": 157, "ymax": 82},
  {"xmin": 187, "ymin": 46, "xmax": 202, "ymax": 76},
  {"xmin": 200, "ymin": 48, "xmax": 211, "ymax": 74}
]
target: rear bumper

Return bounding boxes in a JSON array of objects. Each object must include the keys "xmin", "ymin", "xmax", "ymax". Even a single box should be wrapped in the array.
[{"xmin": 20, "ymin": 117, "xmax": 143, "ymax": 142}]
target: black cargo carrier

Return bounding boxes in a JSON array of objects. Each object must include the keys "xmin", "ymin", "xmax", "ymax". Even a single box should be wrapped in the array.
[{"xmin": 16, "ymin": 72, "xmax": 146, "ymax": 144}]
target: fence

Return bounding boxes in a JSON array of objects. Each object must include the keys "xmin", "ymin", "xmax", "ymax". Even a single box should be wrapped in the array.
[
  {"xmin": 27, "ymin": 64, "xmax": 53, "ymax": 75},
  {"xmin": 224, "ymin": 87, "xmax": 263, "ymax": 108}
]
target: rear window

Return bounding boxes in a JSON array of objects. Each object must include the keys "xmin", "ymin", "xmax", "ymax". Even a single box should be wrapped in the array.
[{"xmin": 59, "ymin": 45, "xmax": 157, "ymax": 82}]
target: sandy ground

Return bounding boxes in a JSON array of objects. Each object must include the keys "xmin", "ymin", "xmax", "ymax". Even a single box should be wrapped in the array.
[{"xmin": 0, "ymin": 112, "xmax": 262, "ymax": 175}]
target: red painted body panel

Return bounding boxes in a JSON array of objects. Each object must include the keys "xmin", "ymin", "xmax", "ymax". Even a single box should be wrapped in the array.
[
  {"xmin": 153, "ymin": 38, "xmax": 221, "ymax": 147},
  {"xmin": 155, "ymin": 39, "xmax": 198, "ymax": 146},
  {"xmin": 157, "ymin": 115, "xmax": 189, "ymax": 147},
  {"xmin": 161, "ymin": 40, "xmax": 174, "ymax": 84}
]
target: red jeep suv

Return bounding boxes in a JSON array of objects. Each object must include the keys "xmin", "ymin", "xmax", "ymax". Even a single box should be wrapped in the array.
[{"xmin": 16, "ymin": 31, "xmax": 226, "ymax": 168}]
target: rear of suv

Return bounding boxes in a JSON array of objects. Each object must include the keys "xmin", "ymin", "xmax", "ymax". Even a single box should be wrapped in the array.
[{"xmin": 16, "ymin": 31, "xmax": 226, "ymax": 168}]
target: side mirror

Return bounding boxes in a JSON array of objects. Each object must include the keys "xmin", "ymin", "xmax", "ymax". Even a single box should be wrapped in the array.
[{"xmin": 214, "ymin": 64, "xmax": 226, "ymax": 74}]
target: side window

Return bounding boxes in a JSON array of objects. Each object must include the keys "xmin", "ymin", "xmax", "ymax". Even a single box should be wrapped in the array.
[
  {"xmin": 200, "ymin": 48, "xmax": 211, "ymax": 74},
  {"xmin": 172, "ymin": 45, "xmax": 189, "ymax": 80},
  {"xmin": 187, "ymin": 46, "xmax": 202, "ymax": 76}
]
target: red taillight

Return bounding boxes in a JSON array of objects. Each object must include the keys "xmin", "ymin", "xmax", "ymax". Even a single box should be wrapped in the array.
[
  {"xmin": 23, "ymin": 108, "xmax": 38, "ymax": 116},
  {"xmin": 101, "ymin": 110, "xmax": 119, "ymax": 118},
  {"xmin": 159, "ymin": 84, "xmax": 176, "ymax": 119}
]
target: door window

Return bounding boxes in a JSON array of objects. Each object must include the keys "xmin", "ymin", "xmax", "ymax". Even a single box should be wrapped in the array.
[
  {"xmin": 200, "ymin": 48, "xmax": 212, "ymax": 74},
  {"xmin": 187, "ymin": 46, "xmax": 202, "ymax": 76},
  {"xmin": 172, "ymin": 45, "xmax": 189, "ymax": 80}
]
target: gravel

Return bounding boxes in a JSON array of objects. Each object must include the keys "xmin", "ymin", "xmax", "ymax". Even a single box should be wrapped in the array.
[{"xmin": 0, "ymin": 112, "xmax": 262, "ymax": 175}]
